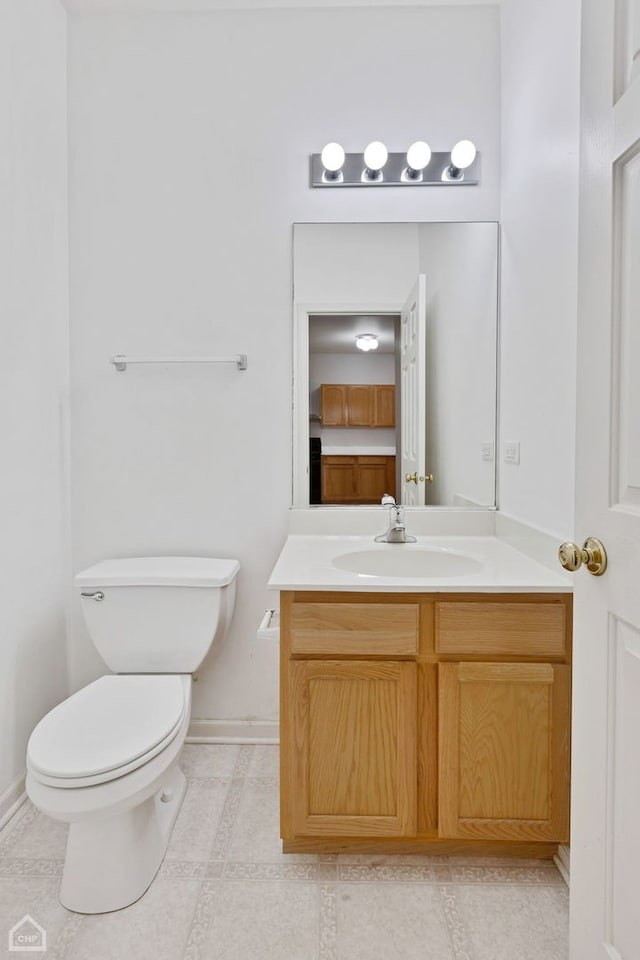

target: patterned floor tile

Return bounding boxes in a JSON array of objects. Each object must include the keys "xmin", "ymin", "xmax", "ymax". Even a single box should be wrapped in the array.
[
  {"xmin": 185, "ymin": 880, "xmax": 320, "ymax": 960},
  {"xmin": 0, "ymin": 745, "xmax": 569, "ymax": 960},
  {"xmin": 61, "ymin": 878, "xmax": 201, "ymax": 960},
  {"xmin": 226, "ymin": 779, "xmax": 316, "ymax": 864},
  {"xmin": 0, "ymin": 877, "xmax": 73, "ymax": 960},
  {"xmin": 246, "ymin": 745, "xmax": 280, "ymax": 779},
  {"xmin": 165, "ymin": 779, "xmax": 231, "ymax": 862},
  {"xmin": 180, "ymin": 744, "xmax": 240, "ymax": 780},
  {"xmin": 335, "ymin": 882, "xmax": 454, "ymax": 960},
  {"xmin": 453, "ymin": 883, "xmax": 569, "ymax": 960}
]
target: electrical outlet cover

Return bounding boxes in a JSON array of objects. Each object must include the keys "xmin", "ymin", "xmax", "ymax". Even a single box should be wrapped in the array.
[
  {"xmin": 504, "ymin": 441, "xmax": 520, "ymax": 464},
  {"xmin": 481, "ymin": 442, "xmax": 494, "ymax": 461}
]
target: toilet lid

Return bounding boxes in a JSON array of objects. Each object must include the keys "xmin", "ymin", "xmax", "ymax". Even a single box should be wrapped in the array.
[{"xmin": 27, "ymin": 675, "xmax": 186, "ymax": 780}]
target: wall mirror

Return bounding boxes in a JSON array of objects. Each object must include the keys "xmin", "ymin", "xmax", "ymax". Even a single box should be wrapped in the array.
[{"xmin": 292, "ymin": 222, "xmax": 499, "ymax": 508}]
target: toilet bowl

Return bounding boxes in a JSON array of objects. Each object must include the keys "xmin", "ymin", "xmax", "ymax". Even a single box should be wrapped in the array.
[{"xmin": 26, "ymin": 556, "xmax": 239, "ymax": 914}]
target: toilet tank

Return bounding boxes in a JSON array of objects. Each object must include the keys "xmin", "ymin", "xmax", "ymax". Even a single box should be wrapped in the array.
[{"xmin": 74, "ymin": 557, "xmax": 239, "ymax": 673}]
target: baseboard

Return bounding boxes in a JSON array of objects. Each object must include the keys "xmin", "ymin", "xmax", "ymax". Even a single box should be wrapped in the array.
[
  {"xmin": 186, "ymin": 719, "xmax": 279, "ymax": 744},
  {"xmin": 554, "ymin": 844, "xmax": 570, "ymax": 886},
  {"xmin": 0, "ymin": 772, "xmax": 27, "ymax": 832}
]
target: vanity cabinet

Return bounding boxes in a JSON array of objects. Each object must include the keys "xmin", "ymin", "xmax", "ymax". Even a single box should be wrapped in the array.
[
  {"xmin": 321, "ymin": 455, "xmax": 396, "ymax": 504},
  {"xmin": 320, "ymin": 384, "xmax": 395, "ymax": 428},
  {"xmin": 280, "ymin": 591, "xmax": 572, "ymax": 857}
]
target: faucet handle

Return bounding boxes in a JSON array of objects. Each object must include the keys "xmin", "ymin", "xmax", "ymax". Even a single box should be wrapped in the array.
[{"xmin": 381, "ymin": 493, "xmax": 396, "ymax": 507}]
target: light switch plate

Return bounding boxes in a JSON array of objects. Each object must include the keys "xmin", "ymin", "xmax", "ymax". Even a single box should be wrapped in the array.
[
  {"xmin": 481, "ymin": 441, "xmax": 494, "ymax": 462},
  {"xmin": 504, "ymin": 441, "xmax": 520, "ymax": 464}
]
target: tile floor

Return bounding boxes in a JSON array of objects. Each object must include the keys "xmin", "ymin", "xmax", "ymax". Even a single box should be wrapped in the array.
[{"xmin": 0, "ymin": 745, "xmax": 569, "ymax": 960}]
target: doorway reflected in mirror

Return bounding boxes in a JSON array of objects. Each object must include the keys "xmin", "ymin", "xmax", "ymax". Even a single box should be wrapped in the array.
[{"xmin": 309, "ymin": 313, "xmax": 399, "ymax": 505}]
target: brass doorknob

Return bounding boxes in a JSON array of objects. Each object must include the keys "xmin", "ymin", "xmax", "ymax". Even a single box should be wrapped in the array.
[
  {"xmin": 405, "ymin": 473, "xmax": 434, "ymax": 484},
  {"xmin": 558, "ymin": 537, "xmax": 607, "ymax": 576}
]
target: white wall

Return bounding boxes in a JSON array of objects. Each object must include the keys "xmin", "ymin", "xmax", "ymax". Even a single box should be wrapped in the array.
[
  {"xmin": 310, "ymin": 353, "xmax": 396, "ymax": 391},
  {"xmin": 418, "ymin": 222, "xmax": 498, "ymax": 507},
  {"xmin": 67, "ymin": 5, "xmax": 501, "ymax": 725},
  {"xmin": 295, "ymin": 223, "xmax": 420, "ymax": 305},
  {"xmin": 499, "ymin": 0, "xmax": 581, "ymax": 536},
  {"xmin": 0, "ymin": 0, "xmax": 69, "ymax": 805}
]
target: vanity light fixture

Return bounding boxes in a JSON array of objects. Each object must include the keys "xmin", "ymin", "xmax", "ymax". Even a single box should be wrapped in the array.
[
  {"xmin": 443, "ymin": 139, "xmax": 477, "ymax": 181},
  {"xmin": 355, "ymin": 334, "xmax": 379, "ymax": 352},
  {"xmin": 311, "ymin": 140, "xmax": 479, "ymax": 187}
]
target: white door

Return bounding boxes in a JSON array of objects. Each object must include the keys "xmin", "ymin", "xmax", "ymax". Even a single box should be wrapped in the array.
[
  {"xmin": 400, "ymin": 275, "xmax": 427, "ymax": 506},
  {"xmin": 570, "ymin": 1, "xmax": 640, "ymax": 957}
]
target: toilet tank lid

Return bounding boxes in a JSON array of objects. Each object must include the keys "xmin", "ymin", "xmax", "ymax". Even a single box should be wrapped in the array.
[{"xmin": 75, "ymin": 556, "xmax": 240, "ymax": 588}]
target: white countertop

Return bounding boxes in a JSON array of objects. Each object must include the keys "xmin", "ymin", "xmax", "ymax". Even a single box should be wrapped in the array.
[
  {"xmin": 321, "ymin": 447, "xmax": 396, "ymax": 456},
  {"xmin": 267, "ymin": 535, "xmax": 572, "ymax": 593}
]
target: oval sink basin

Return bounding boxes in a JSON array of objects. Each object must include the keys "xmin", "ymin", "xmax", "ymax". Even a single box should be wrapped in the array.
[{"xmin": 332, "ymin": 547, "xmax": 484, "ymax": 579}]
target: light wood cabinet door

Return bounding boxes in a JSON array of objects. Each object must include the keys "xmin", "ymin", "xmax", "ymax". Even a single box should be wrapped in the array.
[
  {"xmin": 358, "ymin": 455, "xmax": 394, "ymax": 502},
  {"xmin": 321, "ymin": 456, "xmax": 357, "ymax": 502},
  {"xmin": 321, "ymin": 456, "xmax": 395, "ymax": 504},
  {"xmin": 346, "ymin": 385, "xmax": 374, "ymax": 425},
  {"xmin": 439, "ymin": 662, "xmax": 570, "ymax": 842},
  {"xmin": 320, "ymin": 385, "xmax": 347, "ymax": 426},
  {"xmin": 319, "ymin": 384, "xmax": 394, "ymax": 428},
  {"xmin": 373, "ymin": 385, "xmax": 395, "ymax": 427},
  {"xmin": 288, "ymin": 660, "xmax": 417, "ymax": 837}
]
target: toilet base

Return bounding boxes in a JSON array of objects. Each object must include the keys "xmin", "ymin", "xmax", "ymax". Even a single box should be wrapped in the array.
[{"xmin": 60, "ymin": 764, "xmax": 187, "ymax": 914}]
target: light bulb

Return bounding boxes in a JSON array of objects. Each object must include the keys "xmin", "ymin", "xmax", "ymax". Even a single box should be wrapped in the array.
[
  {"xmin": 363, "ymin": 141, "xmax": 388, "ymax": 172},
  {"xmin": 356, "ymin": 334, "xmax": 379, "ymax": 352},
  {"xmin": 450, "ymin": 139, "xmax": 476, "ymax": 170},
  {"xmin": 406, "ymin": 141, "xmax": 431, "ymax": 172},
  {"xmin": 321, "ymin": 142, "xmax": 345, "ymax": 173}
]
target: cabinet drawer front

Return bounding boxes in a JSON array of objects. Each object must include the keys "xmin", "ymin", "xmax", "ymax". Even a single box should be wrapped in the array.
[
  {"xmin": 436, "ymin": 601, "xmax": 567, "ymax": 658},
  {"xmin": 290, "ymin": 602, "xmax": 419, "ymax": 656}
]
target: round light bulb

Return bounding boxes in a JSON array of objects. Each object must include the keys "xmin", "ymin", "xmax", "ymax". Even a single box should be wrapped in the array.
[
  {"xmin": 450, "ymin": 139, "xmax": 477, "ymax": 170},
  {"xmin": 321, "ymin": 142, "xmax": 345, "ymax": 173},
  {"xmin": 356, "ymin": 334, "xmax": 379, "ymax": 352},
  {"xmin": 406, "ymin": 141, "xmax": 431, "ymax": 172},
  {"xmin": 363, "ymin": 141, "xmax": 388, "ymax": 172}
]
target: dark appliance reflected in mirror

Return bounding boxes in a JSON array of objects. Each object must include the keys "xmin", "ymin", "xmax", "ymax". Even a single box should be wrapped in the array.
[{"xmin": 309, "ymin": 438, "xmax": 322, "ymax": 504}]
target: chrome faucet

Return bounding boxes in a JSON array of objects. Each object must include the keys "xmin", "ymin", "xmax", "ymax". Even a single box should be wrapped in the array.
[{"xmin": 374, "ymin": 494, "xmax": 417, "ymax": 543}]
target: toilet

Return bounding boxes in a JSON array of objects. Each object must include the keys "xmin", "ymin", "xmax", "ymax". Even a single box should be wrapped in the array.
[{"xmin": 25, "ymin": 556, "xmax": 239, "ymax": 914}]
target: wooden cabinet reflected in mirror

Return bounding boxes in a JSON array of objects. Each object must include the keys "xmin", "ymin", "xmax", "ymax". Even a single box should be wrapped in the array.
[
  {"xmin": 319, "ymin": 384, "xmax": 395, "ymax": 429},
  {"xmin": 318, "ymin": 384, "xmax": 396, "ymax": 503},
  {"xmin": 322, "ymin": 455, "xmax": 396, "ymax": 505}
]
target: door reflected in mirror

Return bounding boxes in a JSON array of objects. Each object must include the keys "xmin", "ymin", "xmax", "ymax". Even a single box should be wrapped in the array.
[{"xmin": 293, "ymin": 222, "xmax": 499, "ymax": 508}]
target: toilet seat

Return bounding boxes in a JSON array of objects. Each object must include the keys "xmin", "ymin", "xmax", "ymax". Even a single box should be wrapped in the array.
[{"xmin": 27, "ymin": 675, "xmax": 188, "ymax": 789}]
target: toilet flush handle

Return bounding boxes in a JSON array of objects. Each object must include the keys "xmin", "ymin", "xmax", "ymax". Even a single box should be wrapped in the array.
[{"xmin": 81, "ymin": 591, "xmax": 104, "ymax": 601}]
